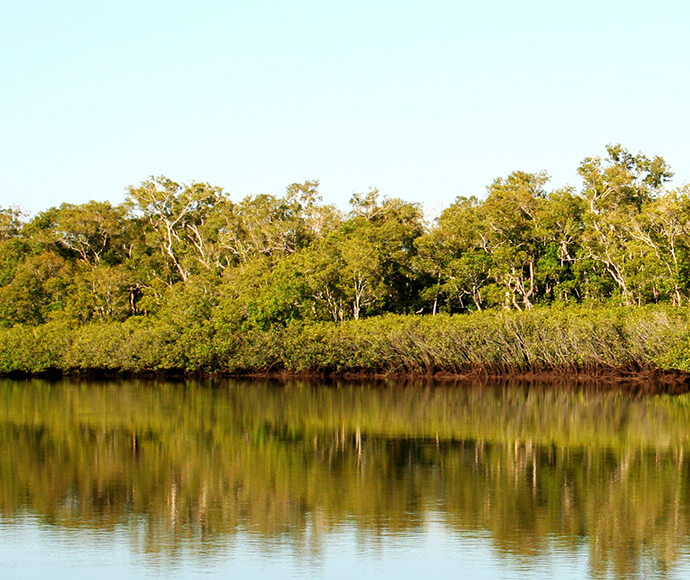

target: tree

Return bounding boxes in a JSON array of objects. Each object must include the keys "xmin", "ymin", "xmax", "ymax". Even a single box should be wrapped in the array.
[
  {"xmin": 578, "ymin": 144, "xmax": 673, "ymax": 305},
  {"xmin": 628, "ymin": 187, "xmax": 690, "ymax": 305},
  {"xmin": 0, "ymin": 251, "xmax": 73, "ymax": 325},
  {"xmin": 0, "ymin": 207, "xmax": 23, "ymax": 241},
  {"xmin": 482, "ymin": 171, "xmax": 549, "ymax": 310},
  {"xmin": 301, "ymin": 191, "xmax": 424, "ymax": 321},
  {"xmin": 415, "ymin": 196, "xmax": 490, "ymax": 313},
  {"xmin": 51, "ymin": 201, "xmax": 127, "ymax": 266},
  {"xmin": 217, "ymin": 180, "xmax": 341, "ymax": 267},
  {"xmin": 127, "ymin": 177, "xmax": 226, "ymax": 283},
  {"xmin": 534, "ymin": 187, "xmax": 585, "ymax": 303}
]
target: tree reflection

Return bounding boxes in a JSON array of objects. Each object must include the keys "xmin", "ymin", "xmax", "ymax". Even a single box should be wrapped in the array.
[{"xmin": 0, "ymin": 378, "xmax": 689, "ymax": 576}]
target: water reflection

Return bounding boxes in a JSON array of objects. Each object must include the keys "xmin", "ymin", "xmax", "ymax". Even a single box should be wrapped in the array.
[{"xmin": 1, "ymin": 379, "xmax": 690, "ymax": 577}]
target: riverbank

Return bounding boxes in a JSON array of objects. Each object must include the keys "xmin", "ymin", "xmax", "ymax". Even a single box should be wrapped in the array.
[{"xmin": 3, "ymin": 305, "xmax": 690, "ymax": 382}]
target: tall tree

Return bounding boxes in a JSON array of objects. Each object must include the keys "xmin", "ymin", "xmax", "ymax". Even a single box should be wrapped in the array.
[
  {"xmin": 127, "ymin": 177, "xmax": 226, "ymax": 282},
  {"xmin": 482, "ymin": 171, "xmax": 549, "ymax": 310},
  {"xmin": 51, "ymin": 201, "xmax": 127, "ymax": 266},
  {"xmin": 416, "ymin": 196, "xmax": 490, "ymax": 313},
  {"xmin": 578, "ymin": 144, "xmax": 673, "ymax": 305}
]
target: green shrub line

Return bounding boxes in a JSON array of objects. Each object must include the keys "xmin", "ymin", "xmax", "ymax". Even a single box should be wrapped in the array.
[{"xmin": 3, "ymin": 305, "xmax": 690, "ymax": 379}]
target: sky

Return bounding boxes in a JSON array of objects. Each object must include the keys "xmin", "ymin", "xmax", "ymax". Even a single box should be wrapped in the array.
[{"xmin": 2, "ymin": 0, "xmax": 689, "ymax": 218}]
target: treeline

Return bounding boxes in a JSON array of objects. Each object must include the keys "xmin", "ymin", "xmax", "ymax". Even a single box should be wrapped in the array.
[{"xmin": 2, "ymin": 144, "xmax": 690, "ymax": 374}]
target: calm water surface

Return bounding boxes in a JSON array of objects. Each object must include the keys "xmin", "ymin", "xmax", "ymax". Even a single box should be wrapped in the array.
[{"xmin": 1, "ymin": 378, "xmax": 690, "ymax": 578}]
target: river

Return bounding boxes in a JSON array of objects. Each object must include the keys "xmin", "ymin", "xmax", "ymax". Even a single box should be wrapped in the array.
[{"xmin": 1, "ymin": 378, "xmax": 690, "ymax": 578}]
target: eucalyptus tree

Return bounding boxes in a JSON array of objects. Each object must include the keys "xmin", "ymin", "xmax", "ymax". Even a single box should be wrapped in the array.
[
  {"xmin": 481, "ymin": 171, "xmax": 549, "ymax": 310},
  {"xmin": 344, "ymin": 191, "xmax": 423, "ymax": 318},
  {"xmin": 50, "ymin": 201, "xmax": 127, "ymax": 266},
  {"xmin": 533, "ymin": 187, "xmax": 586, "ymax": 303},
  {"xmin": 217, "ymin": 180, "xmax": 340, "ymax": 267},
  {"xmin": 0, "ymin": 207, "xmax": 23, "ymax": 241},
  {"xmin": 301, "ymin": 223, "xmax": 382, "ymax": 322},
  {"xmin": 0, "ymin": 207, "xmax": 28, "ymax": 288},
  {"xmin": 627, "ymin": 186, "xmax": 690, "ymax": 305},
  {"xmin": 415, "ymin": 196, "xmax": 490, "ymax": 313},
  {"xmin": 300, "ymin": 190, "xmax": 424, "ymax": 321},
  {"xmin": 577, "ymin": 144, "xmax": 673, "ymax": 305},
  {"xmin": 302, "ymin": 238, "xmax": 349, "ymax": 322},
  {"xmin": 213, "ymin": 180, "xmax": 343, "ymax": 327},
  {"xmin": 126, "ymin": 176, "xmax": 227, "ymax": 283}
]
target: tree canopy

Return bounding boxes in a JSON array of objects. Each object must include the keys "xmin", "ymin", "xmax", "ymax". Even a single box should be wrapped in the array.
[{"xmin": 1, "ymin": 145, "xmax": 689, "ymax": 333}]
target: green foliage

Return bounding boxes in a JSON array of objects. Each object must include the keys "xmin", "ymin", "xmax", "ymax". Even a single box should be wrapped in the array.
[
  {"xmin": 4, "ymin": 146, "xmax": 690, "ymax": 375},
  {"xmin": 0, "ymin": 321, "xmax": 72, "ymax": 374}
]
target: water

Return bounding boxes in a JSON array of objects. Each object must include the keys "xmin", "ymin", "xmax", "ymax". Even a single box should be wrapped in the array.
[{"xmin": 1, "ymin": 378, "xmax": 690, "ymax": 578}]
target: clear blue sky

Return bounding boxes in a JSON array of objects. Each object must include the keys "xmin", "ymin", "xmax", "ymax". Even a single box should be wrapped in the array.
[{"xmin": 2, "ymin": 0, "xmax": 689, "ymax": 216}]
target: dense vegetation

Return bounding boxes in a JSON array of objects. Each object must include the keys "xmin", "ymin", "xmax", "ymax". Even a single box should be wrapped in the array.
[{"xmin": 3, "ymin": 144, "xmax": 690, "ymax": 375}]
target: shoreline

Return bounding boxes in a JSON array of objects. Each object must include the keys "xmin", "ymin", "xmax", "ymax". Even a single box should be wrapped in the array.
[
  {"xmin": 4, "ymin": 306, "xmax": 690, "ymax": 388},
  {"xmin": 3, "ymin": 366, "xmax": 690, "ymax": 393}
]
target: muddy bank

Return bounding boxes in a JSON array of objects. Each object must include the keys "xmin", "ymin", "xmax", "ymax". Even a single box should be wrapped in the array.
[
  {"xmin": 6, "ymin": 365, "xmax": 690, "ymax": 395},
  {"xmin": 235, "ymin": 367, "xmax": 690, "ymax": 393}
]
